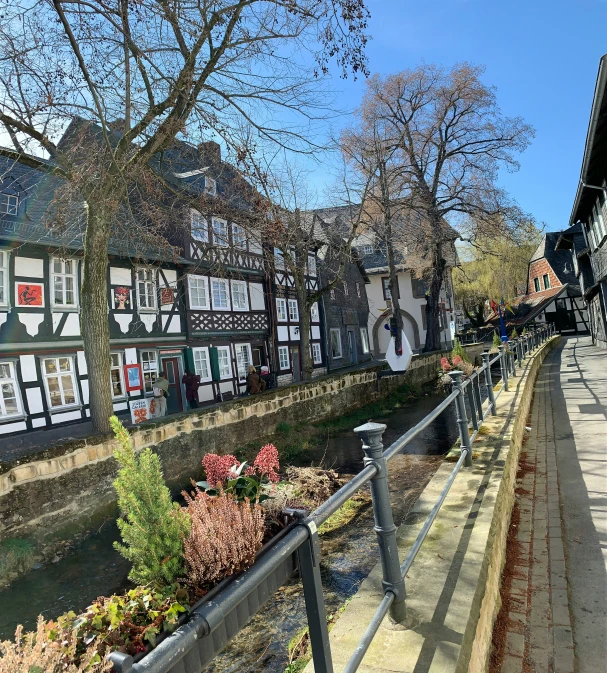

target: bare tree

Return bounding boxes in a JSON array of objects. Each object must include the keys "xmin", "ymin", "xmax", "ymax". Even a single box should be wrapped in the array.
[
  {"xmin": 0, "ymin": 0, "xmax": 370, "ymax": 431},
  {"xmin": 352, "ymin": 63, "xmax": 534, "ymax": 351}
]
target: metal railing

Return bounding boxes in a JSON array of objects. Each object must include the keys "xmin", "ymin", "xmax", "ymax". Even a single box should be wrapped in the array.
[{"xmin": 109, "ymin": 324, "xmax": 555, "ymax": 673}]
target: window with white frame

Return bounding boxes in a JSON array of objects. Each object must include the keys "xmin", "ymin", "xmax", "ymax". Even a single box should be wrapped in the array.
[
  {"xmin": 216, "ymin": 346, "xmax": 232, "ymax": 378},
  {"xmin": 276, "ymin": 298, "xmax": 287, "ymax": 321},
  {"xmin": 136, "ymin": 268, "xmax": 157, "ymax": 310},
  {"xmin": 343, "ymin": 281, "xmax": 349, "ymax": 296},
  {"xmin": 359, "ymin": 244, "xmax": 373, "ymax": 255},
  {"xmin": 0, "ymin": 192, "xmax": 18, "ymax": 215},
  {"xmin": 110, "ymin": 353, "xmax": 126, "ymax": 398},
  {"xmin": 0, "ymin": 361, "xmax": 23, "ymax": 418},
  {"xmin": 235, "ymin": 344, "xmax": 252, "ymax": 380},
  {"xmin": 232, "ymin": 223, "xmax": 246, "ymax": 249},
  {"xmin": 52, "ymin": 258, "xmax": 78, "ymax": 308},
  {"xmin": 288, "ymin": 299, "xmax": 299, "ymax": 321},
  {"xmin": 274, "ymin": 248, "xmax": 285, "ymax": 270},
  {"xmin": 191, "ymin": 210, "xmax": 208, "ymax": 242},
  {"xmin": 193, "ymin": 347, "xmax": 212, "ymax": 381},
  {"xmin": 211, "ymin": 278, "xmax": 230, "ymax": 310},
  {"xmin": 0, "ymin": 251, "xmax": 8, "ymax": 306},
  {"xmin": 307, "ymin": 255, "xmax": 317, "ymax": 276},
  {"xmin": 231, "ymin": 280, "xmax": 249, "ymax": 311},
  {"xmin": 141, "ymin": 350, "xmax": 159, "ymax": 393},
  {"xmin": 278, "ymin": 345, "xmax": 290, "ymax": 370},
  {"xmin": 595, "ymin": 201, "xmax": 607, "ymax": 239},
  {"xmin": 330, "ymin": 288, "xmax": 335, "ymax": 300},
  {"xmin": 188, "ymin": 275, "xmax": 209, "ymax": 309},
  {"xmin": 330, "ymin": 329, "xmax": 342, "ymax": 358},
  {"xmin": 204, "ymin": 176, "xmax": 217, "ymax": 196},
  {"xmin": 356, "ymin": 282, "xmax": 361, "ymax": 298},
  {"xmin": 360, "ymin": 328, "xmax": 370, "ymax": 354},
  {"xmin": 212, "ymin": 218, "xmax": 228, "ymax": 247},
  {"xmin": 311, "ymin": 342, "xmax": 322, "ymax": 364},
  {"xmin": 42, "ymin": 356, "xmax": 79, "ymax": 408},
  {"xmin": 310, "ymin": 302, "xmax": 319, "ymax": 322}
]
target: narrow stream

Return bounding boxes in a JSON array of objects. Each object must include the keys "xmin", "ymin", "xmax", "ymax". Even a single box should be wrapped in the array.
[{"xmin": 0, "ymin": 391, "xmax": 458, "ymax": 671}]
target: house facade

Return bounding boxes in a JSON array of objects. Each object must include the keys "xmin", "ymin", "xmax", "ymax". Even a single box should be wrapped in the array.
[
  {"xmin": 566, "ymin": 54, "xmax": 607, "ymax": 349},
  {"xmin": 0, "ymin": 152, "xmax": 192, "ymax": 436},
  {"xmin": 487, "ymin": 231, "xmax": 589, "ymax": 335}
]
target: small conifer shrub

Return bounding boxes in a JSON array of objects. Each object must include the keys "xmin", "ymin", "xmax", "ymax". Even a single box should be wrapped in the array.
[
  {"xmin": 510, "ymin": 328, "xmax": 518, "ymax": 339},
  {"xmin": 450, "ymin": 337, "xmax": 470, "ymax": 363},
  {"xmin": 111, "ymin": 416, "xmax": 190, "ymax": 586},
  {"xmin": 492, "ymin": 331, "xmax": 502, "ymax": 349}
]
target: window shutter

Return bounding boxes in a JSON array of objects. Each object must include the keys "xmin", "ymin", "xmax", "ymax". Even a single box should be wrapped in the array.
[
  {"xmin": 185, "ymin": 347, "xmax": 196, "ymax": 374},
  {"xmin": 209, "ymin": 346, "xmax": 221, "ymax": 381}
]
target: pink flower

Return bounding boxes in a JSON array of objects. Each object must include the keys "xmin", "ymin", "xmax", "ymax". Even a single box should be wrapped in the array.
[
  {"xmin": 202, "ymin": 453, "xmax": 240, "ymax": 487},
  {"xmin": 248, "ymin": 443, "xmax": 280, "ymax": 483},
  {"xmin": 441, "ymin": 357, "xmax": 452, "ymax": 372},
  {"xmin": 452, "ymin": 355, "xmax": 463, "ymax": 366}
]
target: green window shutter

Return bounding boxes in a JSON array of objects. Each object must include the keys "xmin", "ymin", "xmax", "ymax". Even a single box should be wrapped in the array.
[
  {"xmin": 185, "ymin": 347, "xmax": 196, "ymax": 374},
  {"xmin": 209, "ymin": 346, "xmax": 220, "ymax": 381}
]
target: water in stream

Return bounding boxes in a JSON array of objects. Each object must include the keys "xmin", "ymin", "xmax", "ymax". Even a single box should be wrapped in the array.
[{"xmin": 0, "ymin": 392, "xmax": 457, "ymax": 672}]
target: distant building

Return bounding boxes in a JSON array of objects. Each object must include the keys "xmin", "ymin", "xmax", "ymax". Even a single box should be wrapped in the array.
[
  {"xmin": 487, "ymin": 231, "xmax": 588, "ymax": 334},
  {"xmin": 565, "ymin": 54, "xmax": 607, "ymax": 349}
]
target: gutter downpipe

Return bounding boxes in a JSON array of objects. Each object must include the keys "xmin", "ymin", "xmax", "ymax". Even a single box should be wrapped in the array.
[{"xmin": 570, "ymin": 54, "xmax": 607, "ymax": 225}]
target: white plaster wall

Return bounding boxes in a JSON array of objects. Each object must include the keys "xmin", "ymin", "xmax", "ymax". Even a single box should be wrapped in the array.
[
  {"xmin": 17, "ymin": 314, "xmax": 44, "ymax": 336},
  {"xmin": 14, "ymin": 257, "xmax": 44, "ymax": 278},
  {"xmin": 249, "ymin": 283, "xmax": 265, "ymax": 311},
  {"xmin": 77, "ymin": 350, "xmax": 88, "ymax": 375},
  {"xmin": 26, "ymin": 388, "xmax": 44, "ymax": 414},
  {"xmin": 0, "ymin": 421, "xmax": 27, "ymax": 434},
  {"xmin": 51, "ymin": 410, "xmax": 82, "ymax": 424},
  {"xmin": 277, "ymin": 325, "xmax": 289, "ymax": 342},
  {"xmin": 31, "ymin": 417, "xmax": 47, "ymax": 428},
  {"xmin": 19, "ymin": 354, "xmax": 38, "ymax": 382},
  {"xmin": 110, "ymin": 267, "xmax": 132, "ymax": 286}
]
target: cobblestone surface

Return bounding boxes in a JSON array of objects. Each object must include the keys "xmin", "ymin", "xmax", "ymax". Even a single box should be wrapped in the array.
[
  {"xmin": 497, "ymin": 344, "xmax": 575, "ymax": 673},
  {"xmin": 496, "ymin": 336, "xmax": 607, "ymax": 673}
]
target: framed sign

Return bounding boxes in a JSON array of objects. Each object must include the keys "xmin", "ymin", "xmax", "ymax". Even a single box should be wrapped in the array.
[
  {"xmin": 160, "ymin": 287, "xmax": 175, "ymax": 305},
  {"xmin": 16, "ymin": 282, "xmax": 44, "ymax": 307},
  {"xmin": 129, "ymin": 397, "xmax": 157, "ymax": 424},
  {"xmin": 124, "ymin": 363, "xmax": 143, "ymax": 392},
  {"xmin": 113, "ymin": 286, "xmax": 131, "ymax": 310}
]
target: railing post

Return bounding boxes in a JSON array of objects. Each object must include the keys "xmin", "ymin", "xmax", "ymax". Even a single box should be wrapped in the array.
[
  {"xmin": 448, "ymin": 371, "xmax": 473, "ymax": 467},
  {"xmin": 294, "ymin": 512, "xmax": 334, "ymax": 673},
  {"xmin": 517, "ymin": 338, "xmax": 523, "ymax": 366},
  {"xmin": 354, "ymin": 422, "xmax": 406, "ymax": 623},
  {"xmin": 482, "ymin": 351, "xmax": 497, "ymax": 416},
  {"xmin": 466, "ymin": 376, "xmax": 479, "ymax": 432},
  {"xmin": 473, "ymin": 371, "xmax": 483, "ymax": 424},
  {"xmin": 498, "ymin": 344, "xmax": 509, "ymax": 392},
  {"xmin": 509, "ymin": 340, "xmax": 517, "ymax": 377}
]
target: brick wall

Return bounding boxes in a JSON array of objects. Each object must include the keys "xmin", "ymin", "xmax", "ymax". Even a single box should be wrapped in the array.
[{"xmin": 528, "ymin": 259, "xmax": 561, "ymax": 294}]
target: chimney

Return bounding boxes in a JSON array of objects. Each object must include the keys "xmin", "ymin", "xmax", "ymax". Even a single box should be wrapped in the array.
[{"xmin": 198, "ymin": 141, "xmax": 221, "ymax": 164}]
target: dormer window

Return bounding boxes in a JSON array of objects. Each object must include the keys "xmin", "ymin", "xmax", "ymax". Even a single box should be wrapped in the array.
[
  {"xmin": 212, "ymin": 217, "xmax": 228, "ymax": 247},
  {"xmin": 204, "ymin": 176, "xmax": 216, "ymax": 196},
  {"xmin": 0, "ymin": 178, "xmax": 21, "ymax": 216}
]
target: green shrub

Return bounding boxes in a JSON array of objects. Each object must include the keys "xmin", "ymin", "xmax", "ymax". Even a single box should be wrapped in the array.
[
  {"xmin": 492, "ymin": 331, "xmax": 502, "ymax": 349},
  {"xmin": 510, "ymin": 328, "xmax": 518, "ymax": 339},
  {"xmin": 0, "ymin": 538, "xmax": 36, "ymax": 584},
  {"xmin": 111, "ymin": 416, "xmax": 190, "ymax": 587},
  {"xmin": 450, "ymin": 338, "xmax": 470, "ymax": 363}
]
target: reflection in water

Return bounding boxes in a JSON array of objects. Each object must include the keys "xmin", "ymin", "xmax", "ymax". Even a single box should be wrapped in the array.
[{"xmin": 0, "ymin": 391, "xmax": 458, "ymax": 672}]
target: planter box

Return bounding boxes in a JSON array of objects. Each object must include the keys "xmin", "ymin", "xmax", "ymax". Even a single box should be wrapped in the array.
[{"xmin": 109, "ymin": 524, "xmax": 304, "ymax": 673}]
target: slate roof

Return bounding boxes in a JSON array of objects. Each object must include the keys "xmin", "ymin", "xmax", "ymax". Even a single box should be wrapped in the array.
[
  {"xmin": 486, "ymin": 285, "xmax": 568, "ymax": 326},
  {"xmin": 0, "ymin": 150, "xmax": 191, "ymax": 264},
  {"xmin": 529, "ymin": 231, "xmax": 577, "ymax": 287}
]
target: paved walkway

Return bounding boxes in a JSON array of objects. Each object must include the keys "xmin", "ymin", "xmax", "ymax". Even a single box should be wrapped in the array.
[{"xmin": 494, "ymin": 336, "xmax": 607, "ymax": 673}]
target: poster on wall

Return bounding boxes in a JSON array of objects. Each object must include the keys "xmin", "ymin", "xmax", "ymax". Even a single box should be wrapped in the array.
[
  {"xmin": 130, "ymin": 398, "xmax": 156, "ymax": 424},
  {"xmin": 15, "ymin": 282, "xmax": 44, "ymax": 307},
  {"xmin": 124, "ymin": 363, "xmax": 143, "ymax": 392},
  {"xmin": 113, "ymin": 286, "xmax": 132, "ymax": 310}
]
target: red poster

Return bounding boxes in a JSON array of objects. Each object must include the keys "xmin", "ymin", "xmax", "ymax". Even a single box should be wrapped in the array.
[
  {"xmin": 16, "ymin": 283, "xmax": 44, "ymax": 307},
  {"xmin": 160, "ymin": 288, "xmax": 175, "ymax": 305}
]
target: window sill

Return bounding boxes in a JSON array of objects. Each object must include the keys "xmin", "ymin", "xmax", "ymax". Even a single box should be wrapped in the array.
[
  {"xmin": 332, "ymin": 355, "xmax": 343, "ymax": 360},
  {"xmin": 48, "ymin": 404, "xmax": 82, "ymax": 415},
  {"xmin": 51, "ymin": 306, "xmax": 80, "ymax": 312},
  {"xmin": 232, "ymin": 307, "xmax": 250, "ymax": 312},
  {"xmin": 138, "ymin": 309, "xmax": 158, "ymax": 314},
  {"xmin": 0, "ymin": 414, "xmax": 26, "ymax": 424}
]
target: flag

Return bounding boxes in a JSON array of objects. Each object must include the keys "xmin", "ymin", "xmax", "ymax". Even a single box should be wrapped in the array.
[{"xmin": 490, "ymin": 299, "xmax": 498, "ymax": 313}]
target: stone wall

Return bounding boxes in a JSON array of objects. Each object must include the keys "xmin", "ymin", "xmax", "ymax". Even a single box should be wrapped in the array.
[{"xmin": 0, "ymin": 347, "xmax": 457, "ymax": 550}]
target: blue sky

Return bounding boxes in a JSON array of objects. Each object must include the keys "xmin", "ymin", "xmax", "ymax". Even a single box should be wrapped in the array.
[{"xmin": 311, "ymin": 0, "xmax": 607, "ymax": 232}]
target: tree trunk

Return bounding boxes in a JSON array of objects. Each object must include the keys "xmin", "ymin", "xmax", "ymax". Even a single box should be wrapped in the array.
[
  {"xmin": 81, "ymin": 203, "xmax": 114, "ymax": 433},
  {"xmin": 386, "ymin": 237, "xmax": 403, "ymax": 350},
  {"xmin": 423, "ymin": 244, "xmax": 446, "ymax": 352}
]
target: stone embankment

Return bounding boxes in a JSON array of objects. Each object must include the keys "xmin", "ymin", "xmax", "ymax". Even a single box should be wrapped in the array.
[{"xmin": 0, "ymin": 347, "xmax": 476, "ymax": 559}]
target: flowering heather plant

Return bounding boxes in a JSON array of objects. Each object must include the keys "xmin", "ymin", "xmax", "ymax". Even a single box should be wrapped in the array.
[
  {"xmin": 440, "ymin": 357, "xmax": 452, "ymax": 372},
  {"xmin": 183, "ymin": 489, "xmax": 264, "ymax": 589},
  {"xmin": 247, "ymin": 444, "xmax": 280, "ymax": 483},
  {"xmin": 452, "ymin": 355, "xmax": 463, "ymax": 367},
  {"xmin": 202, "ymin": 453, "xmax": 240, "ymax": 487}
]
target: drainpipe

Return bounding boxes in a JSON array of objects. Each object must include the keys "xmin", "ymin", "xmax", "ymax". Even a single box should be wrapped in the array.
[{"xmin": 320, "ymin": 291, "xmax": 331, "ymax": 375}]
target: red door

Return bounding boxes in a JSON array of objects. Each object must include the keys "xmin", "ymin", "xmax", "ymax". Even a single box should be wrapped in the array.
[{"xmin": 161, "ymin": 357, "xmax": 184, "ymax": 414}]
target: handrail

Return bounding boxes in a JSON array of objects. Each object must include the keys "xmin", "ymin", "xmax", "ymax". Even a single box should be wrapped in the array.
[{"xmin": 108, "ymin": 324, "xmax": 555, "ymax": 673}]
